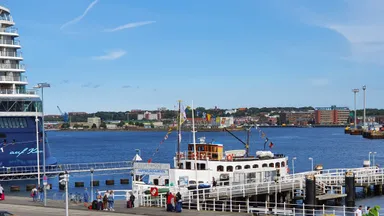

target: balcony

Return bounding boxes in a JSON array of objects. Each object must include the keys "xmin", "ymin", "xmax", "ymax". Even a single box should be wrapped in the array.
[
  {"xmin": 0, "ymin": 88, "xmax": 37, "ymax": 95},
  {"xmin": 0, "ymin": 64, "xmax": 25, "ymax": 71},
  {"xmin": 0, "ymin": 40, "xmax": 20, "ymax": 46},
  {"xmin": 0, "ymin": 51, "xmax": 22, "ymax": 58},
  {"xmin": 0, "ymin": 27, "xmax": 17, "ymax": 34},
  {"xmin": 0, "ymin": 75, "xmax": 27, "ymax": 82},
  {"xmin": 0, "ymin": 15, "xmax": 14, "ymax": 23}
]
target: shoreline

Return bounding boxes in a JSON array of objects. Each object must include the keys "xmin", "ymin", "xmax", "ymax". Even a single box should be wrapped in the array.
[{"xmin": 48, "ymin": 125, "xmax": 347, "ymax": 133}]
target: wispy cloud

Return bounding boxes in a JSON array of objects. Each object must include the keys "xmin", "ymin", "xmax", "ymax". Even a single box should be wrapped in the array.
[
  {"xmin": 60, "ymin": 80, "xmax": 70, "ymax": 84},
  {"xmin": 309, "ymin": 78, "xmax": 330, "ymax": 87},
  {"xmin": 105, "ymin": 21, "xmax": 156, "ymax": 32},
  {"xmin": 92, "ymin": 50, "xmax": 126, "ymax": 60},
  {"xmin": 93, "ymin": 84, "xmax": 101, "ymax": 88},
  {"xmin": 122, "ymin": 85, "xmax": 131, "ymax": 88},
  {"xmin": 81, "ymin": 83, "xmax": 101, "ymax": 88},
  {"xmin": 60, "ymin": 0, "xmax": 99, "ymax": 30}
]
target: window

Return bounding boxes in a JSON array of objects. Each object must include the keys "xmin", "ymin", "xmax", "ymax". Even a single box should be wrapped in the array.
[
  {"xmin": 227, "ymin": 166, "xmax": 233, "ymax": 172},
  {"xmin": 244, "ymin": 165, "xmax": 251, "ymax": 169},
  {"xmin": 269, "ymin": 163, "xmax": 274, "ymax": 168},
  {"xmin": 281, "ymin": 162, "xmax": 286, "ymax": 167},
  {"xmin": 217, "ymin": 165, "xmax": 224, "ymax": 172},
  {"xmin": 154, "ymin": 179, "xmax": 159, "ymax": 185},
  {"xmin": 262, "ymin": 164, "xmax": 267, "ymax": 167},
  {"xmin": 275, "ymin": 162, "xmax": 280, "ymax": 168},
  {"xmin": 253, "ymin": 164, "xmax": 259, "ymax": 168},
  {"xmin": 235, "ymin": 165, "xmax": 242, "ymax": 170}
]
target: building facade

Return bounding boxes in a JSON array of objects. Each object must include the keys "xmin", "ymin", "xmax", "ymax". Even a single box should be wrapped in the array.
[
  {"xmin": 279, "ymin": 111, "xmax": 315, "ymax": 125},
  {"xmin": 87, "ymin": 117, "xmax": 101, "ymax": 128},
  {"xmin": 138, "ymin": 111, "xmax": 162, "ymax": 120},
  {"xmin": 314, "ymin": 106, "xmax": 350, "ymax": 125}
]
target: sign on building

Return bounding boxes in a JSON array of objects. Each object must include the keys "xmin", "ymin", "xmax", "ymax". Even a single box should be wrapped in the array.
[{"xmin": 133, "ymin": 163, "xmax": 170, "ymax": 176}]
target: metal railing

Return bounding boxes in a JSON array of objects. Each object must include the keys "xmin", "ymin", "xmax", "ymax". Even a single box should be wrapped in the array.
[
  {"xmin": 0, "ymin": 15, "xmax": 14, "ymax": 23},
  {"xmin": 0, "ymin": 63, "xmax": 25, "ymax": 70},
  {"xmin": 0, "ymin": 75, "xmax": 27, "ymax": 82},
  {"xmin": 0, "ymin": 27, "xmax": 18, "ymax": 34},
  {"xmin": 0, "ymin": 39, "xmax": 20, "ymax": 46},
  {"xmin": 0, "ymin": 88, "xmax": 38, "ymax": 95},
  {"xmin": 0, "ymin": 51, "xmax": 22, "ymax": 58}
]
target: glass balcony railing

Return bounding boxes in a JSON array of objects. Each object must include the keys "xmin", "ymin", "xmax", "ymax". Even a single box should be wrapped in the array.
[
  {"xmin": 0, "ymin": 88, "xmax": 37, "ymax": 95},
  {"xmin": 0, "ymin": 64, "xmax": 25, "ymax": 70},
  {"xmin": 0, "ymin": 27, "xmax": 18, "ymax": 34},
  {"xmin": 0, "ymin": 15, "xmax": 14, "ymax": 23},
  {"xmin": 0, "ymin": 40, "xmax": 20, "ymax": 46},
  {"xmin": 0, "ymin": 51, "xmax": 22, "ymax": 58},
  {"xmin": 0, "ymin": 76, "xmax": 27, "ymax": 82}
]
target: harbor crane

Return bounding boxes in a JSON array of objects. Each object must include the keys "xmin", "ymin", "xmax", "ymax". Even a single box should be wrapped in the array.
[{"xmin": 57, "ymin": 106, "xmax": 69, "ymax": 123}]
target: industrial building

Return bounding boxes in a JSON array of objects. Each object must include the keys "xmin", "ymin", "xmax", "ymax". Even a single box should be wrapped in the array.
[{"xmin": 314, "ymin": 106, "xmax": 350, "ymax": 125}]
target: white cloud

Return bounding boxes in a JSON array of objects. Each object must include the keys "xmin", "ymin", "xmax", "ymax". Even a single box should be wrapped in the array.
[
  {"xmin": 60, "ymin": 0, "xmax": 99, "ymax": 30},
  {"xmin": 105, "ymin": 21, "xmax": 156, "ymax": 32},
  {"xmin": 309, "ymin": 78, "xmax": 329, "ymax": 86},
  {"xmin": 92, "ymin": 50, "xmax": 126, "ymax": 60}
]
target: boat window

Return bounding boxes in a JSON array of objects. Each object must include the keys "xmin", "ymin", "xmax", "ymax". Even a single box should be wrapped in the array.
[
  {"xmin": 269, "ymin": 163, "xmax": 274, "ymax": 168},
  {"xmin": 186, "ymin": 162, "xmax": 191, "ymax": 170},
  {"xmin": 189, "ymin": 180, "xmax": 196, "ymax": 185},
  {"xmin": 200, "ymin": 163, "xmax": 206, "ymax": 170},
  {"xmin": 165, "ymin": 179, "xmax": 169, "ymax": 185},
  {"xmin": 281, "ymin": 162, "xmax": 285, "ymax": 167},
  {"xmin": 198, "ymin": 181, "xmax": 204, "ymax": 184},
  {"xmin": 244, "ymin": 165, "xmax": 251, "ymax": 169},
  {"xmin": 154, "ymin": 179, "xmax": 159, "ymax": 185},
  {"xmin": 275, "ymin": 162, "xmax": 280, "ymax": 168},
  {"xmin": 253, "ymin": 164, "xmax": 259, "ymax": 168},
  {"xmin": 217, "ymin": 165, "xmax": 224, "ymax": 172},
  {"xmin": 227, "ymin": 166, "xmax": 233, "ymax": 172},
  {"xmin": 235, "ymin": 165, "xmax": 242, "ymax": 170},
  {"xmin": 262, "ymin": 164, "xmax": 267, "ymax": 167}
]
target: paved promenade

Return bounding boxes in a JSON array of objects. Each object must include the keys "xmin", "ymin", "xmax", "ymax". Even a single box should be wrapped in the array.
[{"xmin": 0, "ymin": 196, "xmax": 251, "ymax": 216}]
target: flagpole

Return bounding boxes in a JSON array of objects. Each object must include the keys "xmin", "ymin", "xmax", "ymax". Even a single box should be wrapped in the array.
[
  {"xmin": 191, "ymin": 100, "xmax": 200, "ymax": 211},
  {"xmin": 177, "ymin": 100, "xmax": 181, "ymax": 169}
]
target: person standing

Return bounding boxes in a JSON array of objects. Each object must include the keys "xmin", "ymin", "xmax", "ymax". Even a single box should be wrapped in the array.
[
  {"xmin": 108, "ymin": 190, "xmax": 115, "ymax": 211},
  {"xmin": 83, "ymin": 188, "xmax": 89, "ymax": 207},
  {"xmin": 355, "ymin": 205, "xmax": 363, "ymax": 216},
  {"xmin": 0, "ymin": 184, "xmax": 4, "ymax": 200},
  {"xmin": 103, "ymin": 191, "xmax": 109, "ymax": 211},
  {"xmin": 39, "ymin": 186, "xmax": 44, "ymax": 202},
  {"xmin": 129, "ymin": 193, "xmax": 136, "ymax": 208}
]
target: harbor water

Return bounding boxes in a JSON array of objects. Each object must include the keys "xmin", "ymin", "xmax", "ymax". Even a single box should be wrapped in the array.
[{"xmin": 1, "ymin": 127, "xmax": 384, "ymax": 206}]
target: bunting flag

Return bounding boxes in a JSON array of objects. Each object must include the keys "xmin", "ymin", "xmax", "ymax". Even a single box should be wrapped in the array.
[
  {"xmin": 269, "ymin": 142, "xmax": 274, "ymax": 149},
  {"xmin": 253, "ymin": 126, "xmax": 275, "ymax": 150},
  {"xmin": 206, "ymin": 113, "xmax": 212, "ymax": 121},
  {"xmin": 147, "ymin": 127, "xmax": 174, "ymax": 163},
  {"xmin": 196, "ymin": 110, "xmax": 200, "ymax": 117},
  {"xmin": 180, "ymin": 104, "xmax": 187, "ymax": 125}
]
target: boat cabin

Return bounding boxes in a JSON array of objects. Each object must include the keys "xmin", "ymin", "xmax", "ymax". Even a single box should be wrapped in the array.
[{"xmin": 187, "ymin": 143, "xmax": 224, "ymax": 160}]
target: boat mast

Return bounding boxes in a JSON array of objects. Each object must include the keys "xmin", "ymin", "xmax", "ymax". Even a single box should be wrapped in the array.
[
  {"xmin": 191, "ymin": 100, "xmax": 200, "ymax": 211},
  {"xmin": 177, "ymin": 100, "xmax": 181, "ymax": 169}
]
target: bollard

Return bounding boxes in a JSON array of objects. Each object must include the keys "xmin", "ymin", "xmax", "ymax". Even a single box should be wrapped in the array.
[
  {"xmin": 59, "ymin": 172, "xmax": 65, "ymax": 190},
  {"xmin": 345, "ymin": 171, "xmax": 355, "ymax": 207},
  {"xmin": 120, "ymin": 179, "xmax": 129, "ymax": 184},
  {"xmin": 75, "ymin": 182, "xmax": 84, "ymax": 187},
  {"xmin": 26, "ymin": 184, "xmax": 35, "ymax": 191},
  {"xmin": 106, "ymin": 180, "xmax": 114, "ymax": 185},
  {"xmin": 10, "ymin": 185, "xmax": 20, "ymax": 192}
]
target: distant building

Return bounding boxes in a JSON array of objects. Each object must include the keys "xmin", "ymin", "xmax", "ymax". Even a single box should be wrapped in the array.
[
  {"xmin": 314, "ymin": 106, "xmax": 350, "ymax": 125},
  {"xmin": 87, "ymin": 117, "xmax": 101, "ymax": 128},
  {"xmin": 137, "ymin": 111, "xmax": 161, "ymax": 120},
  {"xmin": 219, "ymin": 117, "xmax": 234, "ymax": 128},
  {"xmin": 106, "ymin": 124, "xmax": 117, "ymax": 129},
  {"xmin": 225, "ymin": 109, "xmax": 237, "ymax": 115},
  {"xmin": 279, "ymin": 111, "xmax": 315, "ymax": 125}
]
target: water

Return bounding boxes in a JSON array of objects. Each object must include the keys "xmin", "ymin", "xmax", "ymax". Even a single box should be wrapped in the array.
[{"xmin": 2, "ymin": 127, "xmax": 384, "ymax": 205}]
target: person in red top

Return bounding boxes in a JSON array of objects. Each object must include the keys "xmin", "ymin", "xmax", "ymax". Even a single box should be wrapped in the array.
[{"xmin": 166, "ymin": 192, "xmax": 174, "ymax": 212}]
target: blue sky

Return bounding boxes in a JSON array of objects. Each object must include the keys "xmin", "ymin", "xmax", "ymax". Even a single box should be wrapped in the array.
[{"xmin": 3, "ymin": 0, "xmax": 384, "ymax": 114}]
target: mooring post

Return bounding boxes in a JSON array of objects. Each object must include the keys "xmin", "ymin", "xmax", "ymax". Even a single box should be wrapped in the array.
[
  {"xmin": 345, "ymin": 171, "xmax": 355, "ymax": 207},
  {"xmin": 213, "ymin": 199, "xmax": 216, "ymax": 212},
  {"xmin": 304, "ymin": 175, "xmax": 316, "ymax": 206},
  {"xmin": 246, "ymin": 197, "xmax": 250, "ymax": 213}
]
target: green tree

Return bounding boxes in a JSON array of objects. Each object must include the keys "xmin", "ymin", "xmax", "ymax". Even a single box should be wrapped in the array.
[
  {"xmin": 117, "ymin": 121, "xmax": 125, "ymax": 127},
  {"xmin": 150, "ymin": 123, "xmax": 154, "ymax": 128},
  {"xmin": 128, "ymin": 121, "xmax": 134, "ymax": 125},
  {"xmin": 139, "ymin": 122, "xmax": 144, "ymax": 127},
  {"xmin": 73, "ymin": 124, "xmax": 80, "ymax": 129},
  {"xmin": 83, "ymin": 125, "xmax": 89, "ymax": 129},
  {"xmin": 364, "ymin": 206, "xmax": 381, "ymax": 216},
  {"xmin": 61, "ymin": 123, "xmax": 70, "ymax": 129},
  {"xmin": 100, "ymin": 121, "xmax": 107, "ymax": 129},
  {"xmin": 134, "ymin": 122, "xmax": 140, "ymax": 126},
  {"xmin": 91, "ymin": 123, "xmax": 97, "ymax": 129}
]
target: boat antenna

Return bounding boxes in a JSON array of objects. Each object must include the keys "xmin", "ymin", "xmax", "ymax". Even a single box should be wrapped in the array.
[
  {"xmin": 177, "ymin": 100, "xmax": 181, "ymax": 169},
  {"xmin": 223, "ymin": 126, "xmax": 251, "ymax": 157}
]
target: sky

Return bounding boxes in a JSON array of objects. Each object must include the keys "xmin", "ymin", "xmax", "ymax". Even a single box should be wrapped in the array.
[{"xmin": 2, "ymin": 0, "xmax": 384, "ymax": 114}]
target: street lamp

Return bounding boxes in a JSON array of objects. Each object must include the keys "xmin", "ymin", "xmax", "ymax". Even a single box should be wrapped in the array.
[
  {"xmin": 135, "ymin": 149, "xmax": 141, "ymax": 157},
  {"xmin": 90, "ymin": 168, "xmax": 94, "ymax": 201},
  {"xmin": 352, "ymin": 89, "xmax": 359, "ymax": 129},
  {"xmin": 309, "ymin": 157, "xmax": 314, "ymax": 172},
  {"xmin": 35, "ymin": 109, "xmax": 40, "ymax": 189},
  {"xmin": 363, "ymin": 85, "xmax": 366, "ymax": 126},
  {"xmin": 59, "ymin": 171, "xmax": 69, "ymax": 216},
  {"xmin": 369, "ymin": 152, "xmax": 372, "ymax": 167},
  {"xmin": 34, "ymin": 82, "xmax": 50, "ymax": 207},
  {"xmin": 292, "ymin": 157, "xmax": 297, "ymax": 175}
]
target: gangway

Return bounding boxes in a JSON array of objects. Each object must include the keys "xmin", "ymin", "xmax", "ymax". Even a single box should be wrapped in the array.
[{"xmin": 0, "ymin": 160, "xmax": 133, "ymax": 181}]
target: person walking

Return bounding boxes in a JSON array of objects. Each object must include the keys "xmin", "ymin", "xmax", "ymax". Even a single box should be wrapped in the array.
[
  {"xmin": 31, "ymin": 186, "xmax": 38, "ymax": 202},
  {"xmin": 103, "ymin": 191, "xmax": 109, "ymax": 211},
  {"xmin": 355, "ymin": 205, "xmax": 363, "ymax": 216},
  {"xmin": 129, "ymin": 193, "xmax": 135, "ymax": 208},
  {"xmin": 83, "ymin": 188, "xmax": 89, "ymax": 207},
  {"xmin": 39, "ymin": 186, "xmax": 44, "ymax": 202}
]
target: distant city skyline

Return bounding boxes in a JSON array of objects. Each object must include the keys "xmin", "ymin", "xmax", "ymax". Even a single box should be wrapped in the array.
[{"xmin": 3, "ymin": 0, "xmax": 384, "ymax": 114}]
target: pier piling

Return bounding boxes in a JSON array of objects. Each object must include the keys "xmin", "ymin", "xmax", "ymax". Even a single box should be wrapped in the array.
[
  {"xmin": 374, "ymin": 185, "xmax": 382, "ymax": 196},
  {"xmin": 304, "ymin": 175, "xmax": 316, "ymax": 206},
  {"xmin": 345, "ymin": 171, "xmax": 355, "ymax": 207}
]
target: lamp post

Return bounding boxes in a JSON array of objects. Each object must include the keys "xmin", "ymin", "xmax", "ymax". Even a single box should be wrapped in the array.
[
  {"xmin": 292, "ymin": 157, "xmax": 297, "ymax": 175},
  {"xmin": 309, "ymin": 157, "xmax": 314, "ymax": 172},
  {"xmin": 373, "ymin": 152, "xmax": 377, "ymax": 168},
  {"xmin": 363, "ymin": 85, "xmax": 366, "ymax": 127},
  {"xmin": 90, "ymin": 168, "xmax": 94, "ymax": 201},
  {"xmin": 274, "ymin": 176, "xmax": 278, "ymax": 213},
  {"xmin": 34, "ymin": 82, "xmax": 50, "ymax": 207},
  {"xmin": 59, "ymin": 171, "xmax": 69, "ymax": 216},
  {"xmin": 369, "ymin": 152, "xmax": 372, "ymax": 167},
  {"xmin": 35, "ymin": 109, "xmax": 40, "ymax": 189},
  {"xmin": 352, "ymin": 89, "xmax": 359, "ymax": 129}
]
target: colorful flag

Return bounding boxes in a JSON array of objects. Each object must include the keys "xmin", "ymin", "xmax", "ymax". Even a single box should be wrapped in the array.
[
  {"xmin": 269, "ymin": 142, "xmax": 274, "ymax": 149},
  {"xmin": 180, "ymin": 104, "xmax": 187, "ymax": 125},
  {"xmin": 147, "ymin": 159, "xmax": 152, "ymax": 163},
  {"xmin": 206, "ymin": 114, "xmax": 212, "ymax": 122},
  {"xmin": 196, "ymin": 110, "xmax": 200, "ymax": 117}
]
